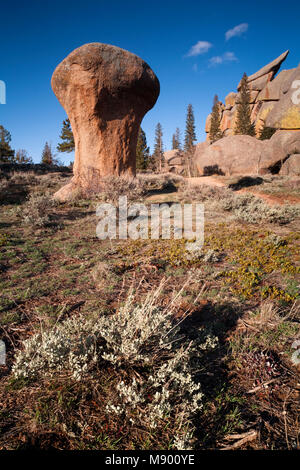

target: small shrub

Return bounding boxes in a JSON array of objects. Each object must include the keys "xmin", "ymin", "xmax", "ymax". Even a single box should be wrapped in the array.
[
  {"xmin": 0, "ymin": 232, "xmax": 9, "ymax": 247},
  {"xmin": 12, "ymin": 281, "xmax": 218, "ymax": 449},
  {"xmin": 221, "ymin": 193, "xmax": 300, "ymax": 225},
  {"xmin": 139, "ymin": 173, "xmax": 183, "ymax": 191},
  {"xmin": 17, "ymin": 192, "xmax": 56, "ymax": 227},
  {"xmin": 9, "ymin": 171, "xmax": 38, "ymax": 185},
  {"xmin": 179, "ymin": 182, "xmax": 230, "ymax": 202},
  {"xmin": 0, "ymin": 178, "xmax": 10, "ymax": 201},
  {"xmin": 96, "ymin": 175, "xmax": 148, "ymax": 203}
]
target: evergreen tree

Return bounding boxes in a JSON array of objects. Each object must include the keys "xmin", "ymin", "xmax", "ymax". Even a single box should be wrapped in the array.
[
  {"xmin": 184, "ymin": 104, "xmax": 196, "ymax": 152},
  {"xmin": 136, "ymin": 127, "xmax": 150, "ymax": 170},
  {"xmin": 234, "ymin": 73, "xmax": 256, "ymax": 136},
  {"xmin": 41, "ymin": 142, "xmax": 56, "ymax": 165},
  {"xmin": 153, "ymin": 123, "xmax": 164, "ymax": 172},
  {"xmin": 15, "ymin": 149, "xmax": 32, "ymax": 164},
  {"xmin": 209, "ymin": 95, "xmax": 223, "ymax": 143},
  {"xmin": 57, "ymin": 119, "xmax": 75, "ymax": 153},
  {"xmin": 172, "ymin": 127, "xmax": 181, "ymax": 150},
  {"xmin": 0, "ymin": 125, "xmax": 15, "ymax": 162}
]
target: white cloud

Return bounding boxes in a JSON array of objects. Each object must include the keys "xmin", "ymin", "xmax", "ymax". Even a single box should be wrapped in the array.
[
  {"xmin": 225, "ymin": 23, "xmax": 248, "ymax": 41},
  {"xmin": 186, "ymin": 41, "xmax": 212, "ymax": 57},
  {"xmin": 209, "ymin": 51, "xmax": 238, "ymax": 67}
]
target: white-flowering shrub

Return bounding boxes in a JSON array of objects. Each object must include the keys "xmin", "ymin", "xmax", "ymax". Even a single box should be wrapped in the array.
[{"xmin": 12, "ymin": 281, "xmax": 218, "ymax": 449}]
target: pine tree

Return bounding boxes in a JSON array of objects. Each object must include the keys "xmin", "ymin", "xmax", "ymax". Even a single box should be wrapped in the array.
[
  {"xmin": 153, "ymin": 123, "xmax": 164, "ymax": 172},
  {"xmin": 209, "ymin": 95, "xmax": 223, "ymax": 143},
  {"xmin": 136, "ymin": 127, "xmax": 150, "ymax": 170},
  {"xmin": 0, "ymin": 125, "xmax": 15, "ymax": 162},
  {"xmin": 172, "ymin": 128, "xmax": 181, "ymax": 150},
  {"xmin": 234, "ymin": 73, "xmax": 256, "ymax": 136},
  {"xmin": 184, "ymin": 104, "xmax": 196, "ymax": 152},
  {"xmin": 57, "ymin": 119, "xmax": 75, "ymax": 153},
  {"xmin": 41, "ymin": 142, "xmax": 56, "ymax": 165},
  {"xmin": 15, "ymin": 149, "xmax": 32, "ymax": 164}
]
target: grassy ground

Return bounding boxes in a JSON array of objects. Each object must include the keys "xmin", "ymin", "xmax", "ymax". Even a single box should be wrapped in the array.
[{"xmin": 0, "ymin": 169, "xmax": 299, "ymax": 450}]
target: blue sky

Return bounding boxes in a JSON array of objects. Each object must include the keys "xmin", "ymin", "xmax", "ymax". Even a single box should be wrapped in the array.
[{"xmin": 1, "ymin": 0, "xmax": 300, "ymax": 164}]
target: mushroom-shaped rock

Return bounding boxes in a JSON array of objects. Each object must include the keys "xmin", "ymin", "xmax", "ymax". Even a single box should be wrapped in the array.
[{"xmin": 51, "ymin": 43, "xmax": 160, "ymax": 200}]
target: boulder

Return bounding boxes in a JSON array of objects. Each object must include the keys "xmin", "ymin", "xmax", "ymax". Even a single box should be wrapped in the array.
[
  {"xmin": 251, "ymin": 101, "xmax": 263, "ymax": 122},
  {"xmin": 195, "ymin": 141, "xmax": 210, "ymax": 155},
  {"xmin": 225, "ymin": 92, "xmax": 237, "ymax": 110},
  {"xmin": 248, "ymin": 73, "xmax": 274, "ymax": 91},
  {"xmin": 279, "ymin": 154, "xmax": 300, "ymax": 176},
  {"xmin": 264, "ymin": 131, "xmax": 300, "ymax": 172},
  {"xmin": 205, "ymin": 114, "xmax": 212, "ymax": 133},
  {"xmin": 265, "ymin": 64, "xmax": 300, "ymax": 129},
  {"xmin": 257, "ymin": 69, "xmax": 296, "ymax": 101},
  {"xmin": 51, "ymin": 43, "xmax": 159, "ymax": 201},
  {"xmin": 164, "ymin": 149, "xmax": 179, "ymax": 163},
  {"xmin": 256, "ymin": 102, "xmax": 276, "ymax": 123},
  {"xmin": 237, "ymin": 50, "xmax": 289, "ymax": 90},
  {"xmin": 204, "ymin": 50, "xmax": 297, "ymax": 140},
  {"xmin": 195, "ymin": 135, "xmax": 264, "ymax": 176},
  {"xmin": 195, "ymin": 131, "xmax": 300, "ymax": 176},
  {"xmin": 236, "ymin": 90, "xmax": 259, "ymax": 104},
  {"xmin": 163, "ymin": 149, "xmax": 186, "ymax": 174},
  {"xmin": 220, "ymin": 108, "xmax": 236, "ymax": 132}
]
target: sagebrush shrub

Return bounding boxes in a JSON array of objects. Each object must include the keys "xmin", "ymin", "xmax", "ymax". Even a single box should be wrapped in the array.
[
  {"xmin": 12, "ymin": 281, "xmax": 218, "ymax": 449},
  {"xmin": 95, "ymin": 175, "xmax": 148, "ymax": 203},
  {"xmin": 221, "ymin": 193, "xmax": 300, "ymax": 224},
  {"xmin": 17, "ymin": 192, "xmax": 56, "ymax": 227},
  {"xmin": 179, "ymin": 182, "xmax": 230, "ymax": 202},
  {"xmin": 9, "ymin": 171, "xmax": 38, "ymax": 185},
  {"xmin": 0, "ymin": 178, "xmax": 10, "ymax": 201},
  {"xmin": 139, "ymin": 173, "xmax": 183, "ymax": 191}
]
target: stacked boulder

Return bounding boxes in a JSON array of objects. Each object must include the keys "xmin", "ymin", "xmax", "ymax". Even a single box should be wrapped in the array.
[
  {"xmin": 163, "ymin": 149, "xmax": 186, "ymax": 174},
  {"xmin": 205, "ymin": 50, "xmax": 300, "ymax": 139}
]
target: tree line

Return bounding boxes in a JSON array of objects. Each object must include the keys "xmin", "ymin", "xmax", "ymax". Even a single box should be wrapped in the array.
[
  {"xmin": 0, "ymin": 125, "xmax": 60, "ymax": 166},
  {"xmin": 1, "ymin": 72, "xmax": 274, "ymax": 168},
  {"xmin": 1, "ymin": 103, "xmax": 197, "ymax": 173}
]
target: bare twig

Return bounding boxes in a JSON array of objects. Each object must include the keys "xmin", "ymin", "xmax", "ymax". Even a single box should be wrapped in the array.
[
  {"xmin": 221, "ymin": 430, "xmax": 258, "ymax": 450},
  {"xmin": 247, "ymin": 378, "xmax": 279, "ymax": 394}
]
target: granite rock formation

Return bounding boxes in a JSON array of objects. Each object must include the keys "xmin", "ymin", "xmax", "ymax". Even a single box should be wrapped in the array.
[{"xmin": 51, "ymin": 43, "xmax": 160, "ymax": 200}]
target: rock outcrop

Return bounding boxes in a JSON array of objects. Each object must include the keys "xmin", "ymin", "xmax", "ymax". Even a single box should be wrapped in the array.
[
  {"xmin": 195, "ymin": 131, "xmax": 300, "ymax": 176},
  {"xmin": 279, "ymin": 154, "xmax": 300, "ymax": 176},
  {"xmin": 205, "ymin": 50, "xmax": 300, "ymax": 140},
  {"xmin": 52, "ymin": 43, "xmax": 160, "ymax": 201},
  {"xmin": 163, "ymin": 150, "xmax": 185, "ymax": 174}
]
